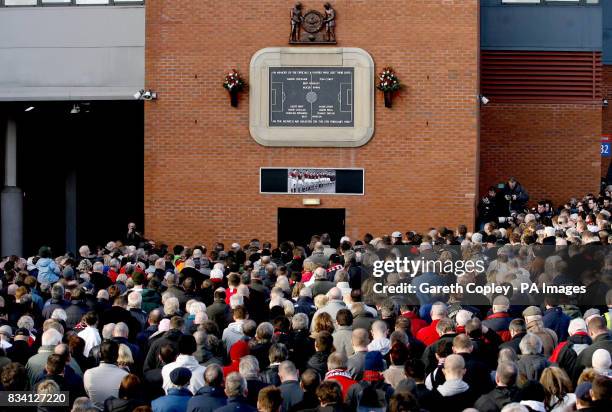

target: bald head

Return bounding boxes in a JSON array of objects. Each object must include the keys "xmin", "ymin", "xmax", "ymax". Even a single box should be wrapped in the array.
[
  {"xmin": 327, "ymin": 287, "xmax": 342, "ymax": 301},
  {"xmin": 443, "ymin": 354, "xmax": 465, "ymax": 380},
  {"xmin": 352, "ymin": 328, "xmax": 370, "ymax": 351}
]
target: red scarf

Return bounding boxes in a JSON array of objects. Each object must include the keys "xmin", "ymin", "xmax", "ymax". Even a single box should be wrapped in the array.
[{"xmin": 363, "ymin": 370, "xmax": 384, "ymax": 382}]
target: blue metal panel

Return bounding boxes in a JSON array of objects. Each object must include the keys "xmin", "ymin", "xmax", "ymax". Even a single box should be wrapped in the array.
[
  {"xmin": 603, "ymin": 0, "xmax": 612, "ymax": 63},
  {"xmin": 481, "ymin": 3, "xmax": 602, "ymax": 51}
]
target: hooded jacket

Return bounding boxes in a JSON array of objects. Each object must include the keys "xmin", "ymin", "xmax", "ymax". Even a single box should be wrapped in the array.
[
  {"xmin": 222, "ymin": 320, "xmax": 245, "ymax": 354},
  {"xmin": 36, "ymin": 258, "xmax": 60, "ymax": 285}
]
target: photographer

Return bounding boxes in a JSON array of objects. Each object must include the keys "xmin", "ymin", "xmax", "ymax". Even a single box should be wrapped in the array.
[
  {"xmin": 501, "ymin": 177, "xmax": 529, "ymax": 214},
  {"xmin": 478, "ymin": 186, "xmax": 501, "ymax": 230}
]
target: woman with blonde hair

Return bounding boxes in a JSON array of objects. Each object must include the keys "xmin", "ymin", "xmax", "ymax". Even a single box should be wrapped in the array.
[
  {"xmin": 117, "ymin": 343, "xmax": 134, "ymax": 372},
  {"xmin": 540, "ymin": 366, "xmax": 575, "ymax": 412}
]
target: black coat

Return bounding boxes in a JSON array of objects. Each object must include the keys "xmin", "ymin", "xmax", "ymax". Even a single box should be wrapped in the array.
[
  {"xmin": 307, "ymin": 351, "xmax": 331, "ymax": 378},
  {"xmin": 474, "ymin": 386, "xmax": 520, "ymax": 412},
  {"xmin": 143, "ymin": 329, "xmax": 183, "ymax": 372},
  {"xmin": 287, "ymin": 329, "xmax": 315, "ymax": 372},
  {"xmin": 103, "ymin": 398, "xmax": 146, "ymax": 412}
]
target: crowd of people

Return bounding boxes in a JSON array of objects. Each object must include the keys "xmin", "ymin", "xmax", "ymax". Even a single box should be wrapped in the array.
[{"xmin": 0, "ymin": 181, "xmax": 611, "ymax": 412}]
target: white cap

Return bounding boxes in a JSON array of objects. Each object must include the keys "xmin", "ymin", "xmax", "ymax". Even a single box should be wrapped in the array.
[
  {"xmin": 210, "ymin": 268, "xmax": 224, "ymax": 280},
  {"xmin": 471, "ymin": 233, "xmax": 483, "ymax": 244},
  {"xmin": 158, "ymin": 318, "xmax": 170, "ymax": 333},
  {"xmin": 592, "ymin": 348, "xmax": 612, "ymax": 372},
  {"xmin": 391, "ymin": 231, "xmax": 402, "ymax": 238},
  {"xmin": 456, "ymin": 310, "xmax": 473, "ymax": 327},
  {"xmin": 340, "ymin": 236, "xmax": 351, "ymax": 243},
  {"xmin": 231, "ymin": 243, "xmax": 241, "ymax": 250},
  {"xmin": 568, "ymin": 318, "xmax": 587, "ymax": 335}
]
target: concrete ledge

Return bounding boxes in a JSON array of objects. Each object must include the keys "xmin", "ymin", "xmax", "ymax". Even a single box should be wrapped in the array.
[{"xmin": 249, "ymin": 47, "xmax": 374, "ymax": 147}]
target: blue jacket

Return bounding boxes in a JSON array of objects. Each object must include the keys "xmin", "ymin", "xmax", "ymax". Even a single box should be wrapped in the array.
[
  {"xmin": 152, "ymin": 387, "xmax": 193, "ymax": 412},
  {"xmin": 543, "ymin": 307, "xmax": 571, "ymax": 342},
  {"xmin": 187, "ymin": 386, "xmax": 227, "ymax": 412},
  {"xmin": 212, "ymin": 396, "xmax": 256, "ymax": 412},
  {"xmin": 412, "ymin": 272, "xmax": 445, "ymax": 305},
  {"xmin": 36, "ymin": 258, "xmax": 60, "ymax": 285}
]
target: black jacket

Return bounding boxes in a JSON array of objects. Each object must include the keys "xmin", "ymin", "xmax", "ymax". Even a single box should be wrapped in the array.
[
  {"xmin": 280, "ymin": 380, "xmax": 304, "ymax": 412},
  {"xmin": 261, "ymin": 364, "xmax": 281, "ymax": 387},
  {"xmin": 576, "ymin": 333, "xmax": 612, "ymax": 374},
  {"xmin": 474, "ymin": 386, "xmax": 520, "ymax": 412},
  {"xmin": 287, "ymin": 329, "xmax": 315, "ymax": 372},
  {"xmin": 103, "ymin": 398, "xmax": 146, "ymax": 412},
  {"xmin": 143, "ymin": 329, "xmax": 183, "ymax": 372},
  {"xmin": 307, "ymin": 351, "xmax": 331, "ymax": 378}
]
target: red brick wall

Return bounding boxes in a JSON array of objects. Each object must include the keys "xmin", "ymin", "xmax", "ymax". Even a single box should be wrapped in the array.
[
  {"xmin": 602, "ymin": 66, "xmax": 612, "ymax": 178},
  {"xmin": 480, "ymin": 104, "xmax": 601, "ymax": 208},
  {"xmin": 144, "ymin": 0, "xmax": 479, "ymax": 247}
]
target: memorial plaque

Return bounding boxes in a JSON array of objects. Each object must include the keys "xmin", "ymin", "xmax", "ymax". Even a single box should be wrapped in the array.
[{"xmin": 269, "ymin": 67, "xmax": 354, "ymax": 127}]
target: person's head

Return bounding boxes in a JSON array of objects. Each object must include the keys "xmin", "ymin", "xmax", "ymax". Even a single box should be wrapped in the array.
[
  {"xmin": 113, "ymin": 322, "xmax": 129, "ymax": 339},
  {"xmin": 452, "ymin": 333, "xmax": 474, "ymax": 354},
  {"xmin": 100, "ymin": 340, "xmax": 120, "ymax": 364},
  {"xmin": 327, "ymin": 352, "xmax": 348, "ymax": 371},
  {"xmin": 539, "ymin": 367, "xmax": 572, "ymax": 407},
  {"xmin": 256, "ymin": 322, "xmax": 274, "ymax": 342},
  {"xmin": 496, "ymin": 361, "xmax": 518, "ymax": 387},
  {"xmin": 169, "ymin": 367, "xmax": 192, "ymax": 389},
  {"xmin": 371, "ymin": 320, "xmax": 388, "ymax": 339},
  {"xmin": 508, "ymin": 319, "xmax": 526, "ymax": 338},
  {"xmin": 316, "ymin": 381, "xmax": 343, "ymax": 407},
  {"xmin": 232, "ymin": 305, "xmax": 247, "ymax": 321},
  {"xmin": 592, "ymin": 348, "xmax": 612, "ymax": 373},
  {"xmin": 164, "ymin": 297, "xmax": 180, "ymax": 317},
  {"xmin": 118, "ymin": 374, "xmax": 142, "ymax": 400},
  {"xmin": 591, "ymin": 374, "xmax": 612, "ymax": 401},
  {"xmin": 0, "ymin": 363, "xmax": 26, "ymax": 391},
  {"xmin": 436, "ymin": 318, "xmax": 455, "ymax": 337},
  {"xmin": 300, "ymin": 368, "xmax": 320, "ymax": 393},
  {"xmin": 313, "ymin": 312, "xmax": 334, "ymax": 335},
  {"xmin": 257, "ymin": 386, "xmax": 282, "ymax": 412},
  {"xmin": 178, "ymin": 334, "xmax": 197, "ymax": 356},
  {"xmin": 169, "ymin": 315, "xmax": 184, "ymax": 331},
  {"xmin": 36, "ymin": 379, "xmax": 60, "ymax": 395},
  {"xmin": 430, "ymin": 302, "xmax": 447, "ymax": 320},
  {"xmin": 389, "ymin": 342, "xmax": 409, "ymax": 366},
  {"xmin": 239, "ymin": 355, "xmax": 259, "ymax": 379},
  {"xmin": 442, "ymin": 354, "xmax": 466, "ymax": 380},
  {"xmin": 51, "ymin": 284, "xmax": 64, "ymax": 301},
  {"xmin": 268, "ymin": 343, "xmax": 288, "ymax": 364},
  {"xmin": 519, "ymin": 333, "xmax": 543, "ymax": 355},
  {"xmin": 351, "ymin": 328, "xmax": 370, "ymax": 351},
  {"xmin": 127, "ymin": 292, "xmax": 142, "ymax": 309},
  {"xmin": 492, "ymin": 295, "xmax": 510, "ymax": 313},
  {"xmin": 587, "ymin": 316, "xmax": 608, "ymax": 339},
  {"xmin": 204, "ymin": 364, "xmax": 224, "ymax": 388},
  {"xmin": 45, "ymin": 354, "xmax": 64, "ymax": 376},
  {"xmin": 41, "ymin": 329, "xmax": 62, "ymax": 347},
  {"xmin": 314, "ymin": 331, "xmax": 334, "ymax": 353},
  {"xmin": 336, "ymin": 309, "xmax": 353, "ymax": 327},
  {"xmin": 291, "ymin": 313, "xmax": 309, "ymax": 331},
  {"xmin": 278, "ymin": 360, "xmax": 298, "ymax": 382},
  {"xmin": 225, "ymin": 372, "xmax": 247, "ymax": 398}
]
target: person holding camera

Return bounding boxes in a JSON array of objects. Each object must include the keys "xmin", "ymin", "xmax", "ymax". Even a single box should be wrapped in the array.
[{"xmin": 501, "ymin": 177, "xmax": 529, "ymax": 214}]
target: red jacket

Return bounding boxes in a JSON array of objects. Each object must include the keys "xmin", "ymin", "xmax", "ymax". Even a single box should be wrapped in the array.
[
  {"xmin": 401, "ymin": 311, "xmax": 428, "ymax": 337},
  {"xmin": 416, "ymin": 319, "xmax": 441, "ymax": 346},
  {"xmin": 325, "ymin": 369, "xmax": 357, "ymax": 400}
]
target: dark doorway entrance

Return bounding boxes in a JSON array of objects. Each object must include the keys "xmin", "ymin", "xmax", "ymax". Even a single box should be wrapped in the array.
[
  {"xmin": 278, "ymin": 208, "xmax": 345, "ymax": 248},
  {"xmin": 1, "ymin": 101, "xmax": 144, "ymax": 256}
]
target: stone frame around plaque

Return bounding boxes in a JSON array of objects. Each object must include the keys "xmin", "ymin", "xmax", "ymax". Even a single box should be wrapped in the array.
[{"xmin": 249, "ymin": 47, "xmax": 374, "ymax": 147}]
